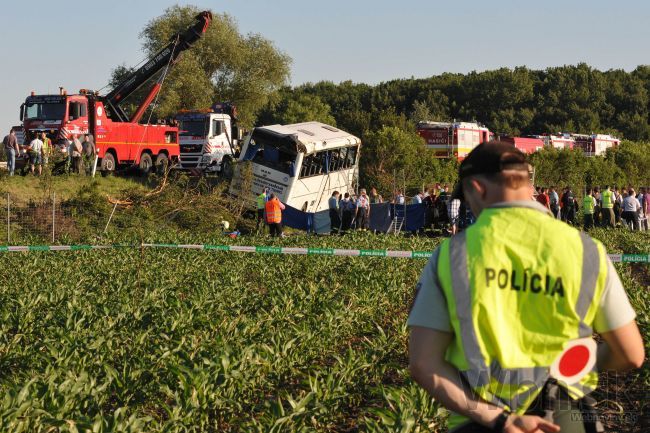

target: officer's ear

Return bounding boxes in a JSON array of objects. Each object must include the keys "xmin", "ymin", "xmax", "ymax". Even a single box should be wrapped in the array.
[{"xmin": 465, "ymin": 176, "xmax": 487, "ymax": 200}]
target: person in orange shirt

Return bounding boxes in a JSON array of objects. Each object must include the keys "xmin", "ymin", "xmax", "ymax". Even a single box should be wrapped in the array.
[{"xmin": 265, "ymin": 193, "xmax": 286, "ymax": 237}]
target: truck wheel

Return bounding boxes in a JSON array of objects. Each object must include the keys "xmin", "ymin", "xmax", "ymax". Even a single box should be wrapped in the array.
[
  {"xmin": 154, "ymin": 153, "xmax": 169, "ymax": 175},
  {"xmin": 139, "ymin": 153, "xmax": 153, "ymax": 175},
  {"xmin": 101, "ymin": 152, "xmax": 116, "ymax": 175},
  {"xmin": 221, "ymin": 155, "xmax": 234, "ymax": 179}
]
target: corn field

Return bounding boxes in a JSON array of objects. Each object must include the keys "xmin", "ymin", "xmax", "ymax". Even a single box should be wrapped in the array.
[{"xmin": 0, "ymin": 231, "xmax": 648, "ymax": 432}]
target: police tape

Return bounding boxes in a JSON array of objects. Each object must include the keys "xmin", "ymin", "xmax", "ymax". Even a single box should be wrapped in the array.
[{"xmin": 0, "ymin": 243, "xmax": 648, "ymax": 263}]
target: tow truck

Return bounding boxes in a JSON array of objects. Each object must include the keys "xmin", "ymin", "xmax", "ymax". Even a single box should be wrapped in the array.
[
  {"xmin": 176, "ymin": 102, "xmax": 242, "ymax": 174},
  {"xmin": 19, "ymin": 11, "xmax": 212, "ymax": 174}
]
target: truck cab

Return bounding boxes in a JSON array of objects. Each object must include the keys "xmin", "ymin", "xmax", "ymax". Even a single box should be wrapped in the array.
[
  {"xmin": 20, "ymin": 92, "xmax": 90, "ymax": 147},
  {"xmin": 176, "ymin": 103, "xmax": 240, "ymax": 173}
]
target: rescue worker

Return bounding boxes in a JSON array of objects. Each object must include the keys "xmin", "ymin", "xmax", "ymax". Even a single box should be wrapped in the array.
[
  {"xmin": 265, "ymin": 192, "xmax": 285, "ymax": 237},
  {"xmin": 600, "ymin": 186, "xmax": 615, "ymax": 228},
  {"xmin": 40, "ymin": 132, "xmax": 52, "ymax": 168},
  {"xmin": 408, "ymin": 142, "xmax": 643, "ymax": 433},
  {"xmin": 256, "ymin": 188, "xmax": 269, "ymax": 234},
  {"xmin": 582, "ymin": 188, "xmax": 596, "ymax": 230}
]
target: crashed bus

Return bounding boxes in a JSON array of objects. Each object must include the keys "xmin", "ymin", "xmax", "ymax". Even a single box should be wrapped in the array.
[{"xmin": 229, "ymin": 122, "xmax": 360, "ymax": 213}]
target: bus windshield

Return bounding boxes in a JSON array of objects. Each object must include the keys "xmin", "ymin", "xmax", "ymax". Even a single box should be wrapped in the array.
[
  {"xmin": 246, "ymin": 129, "xmax": 299, "ymax": 176},
  {"xmin": 179, "ymin": 119, "xmax": 209, "ymax": 137},
  {"xmin": 24, "ymin": 102, "xmax": 66, "ymax": 120}
]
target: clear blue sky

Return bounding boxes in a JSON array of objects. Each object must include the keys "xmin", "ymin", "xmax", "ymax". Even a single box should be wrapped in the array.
[{"xmin": 1, "ymin": 0, "xmax": 648, "ymax": 132}]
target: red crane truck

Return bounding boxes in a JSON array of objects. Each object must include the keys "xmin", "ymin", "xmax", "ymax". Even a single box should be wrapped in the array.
[{"xmin": 19, "ymin": 11, "xmax": 212, "ymax": 174}]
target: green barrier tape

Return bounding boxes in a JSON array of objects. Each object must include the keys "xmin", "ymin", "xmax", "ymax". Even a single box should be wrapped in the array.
[
  {"xmin": 0, "ymin": 244, "xmax": 648, "ymax": 263},
  {"xmin": 622, "ymin": 254, "xmax": 649, "ymax": 263},
  {"xmin": 307, "ymin": 248, "xmax": 334, "ymax": 255},
  {"xmin": 204, "ymin": 245, "xmax": 230, "ymax": 251},
  {"xmin": 359, "ymin": 249, "xmax": 387, "ymax": 257},
  {"xmin": 70, "ymin": 245, "xmax": 93, "ymax": 251},
  {"xmin": 255, "ymin": 246, "xmax": 282, "ymax": 254}
]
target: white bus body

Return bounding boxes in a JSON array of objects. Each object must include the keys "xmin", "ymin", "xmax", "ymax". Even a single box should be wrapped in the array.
[{"xmin": 229, "ymin": 122, "xmax": 360, "ymax": 213}]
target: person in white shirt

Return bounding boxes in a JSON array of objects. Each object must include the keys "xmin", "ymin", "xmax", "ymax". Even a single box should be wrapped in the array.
[
  {"xmin": 355, "ymin": 189, "xmax": 370, "ymax": 230},
  {"xmin": 622, "ymin": 188, "xmax": 641, "ymax": 229},
  {"xmin": 394, "ymin": 189, "xmax": 405, "ymax": 205},
  {"xmin": 28, "ymin": 133, "xmax": 44, "ymax": 176}
]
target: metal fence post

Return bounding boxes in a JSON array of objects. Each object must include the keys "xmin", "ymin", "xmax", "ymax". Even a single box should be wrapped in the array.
[
  {"xmin": 6, "ymin": 193, "xmax": 9, "ymax": 245},
  {"xmin": 52, "ymin": 192, "xmax": 56, "ymax": 243}
]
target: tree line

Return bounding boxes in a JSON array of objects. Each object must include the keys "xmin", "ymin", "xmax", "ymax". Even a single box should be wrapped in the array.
[{"xmin": 111, "ymin": 5, "xmax": 650, "ymax": 196}]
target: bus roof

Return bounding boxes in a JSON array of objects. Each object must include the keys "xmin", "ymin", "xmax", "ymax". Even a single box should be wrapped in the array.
[{"xmin": 257, "ymin": 122, "xmax": 360, "ymax": 154}]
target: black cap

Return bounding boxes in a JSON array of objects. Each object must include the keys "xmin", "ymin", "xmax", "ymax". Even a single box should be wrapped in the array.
[{"xmin": 451, "ymin": 141, "xmax": 530, "ymax": 200}]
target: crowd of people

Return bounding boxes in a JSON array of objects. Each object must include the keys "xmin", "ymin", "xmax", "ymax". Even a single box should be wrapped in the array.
[
  {"xmin": 325, "ymin": 184, "xmax": 472, "ymax": 235},
  {"xmin": 2, "ymin": 128, "xmax": 96, "ymax": 176},
  {"xmin": 534, "ymin": 185, "xmax": 650, "ymax": 230},
  {"xmin": 254, "ymin": 181, "xmax": 649, "ymax": 237}
]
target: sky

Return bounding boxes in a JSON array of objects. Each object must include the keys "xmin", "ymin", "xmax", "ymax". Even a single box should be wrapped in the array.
[{"xmin": 1, "ymin": 0, "xmax": 649, "ymax": 131}]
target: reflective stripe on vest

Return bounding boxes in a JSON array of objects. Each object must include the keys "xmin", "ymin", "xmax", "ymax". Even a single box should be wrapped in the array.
[
  {"xmin": 601, "ymin": 190, "xmax": 613, "ymax": 208},
  {"xmin": 438, "ymin": 210, "xmax": 605, "ymax": 426},
  {"xmin": 582, "ymin": 196, "xmax": 594, "ymax": 214},
  {"xmin": 265, "ymin": 199, "xmax": 282, "ymax": 223}
]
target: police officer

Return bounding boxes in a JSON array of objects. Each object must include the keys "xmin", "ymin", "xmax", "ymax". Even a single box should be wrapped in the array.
[{"xmin": 408, "ymin": 142, "xmax": 643, "ymax": 433}]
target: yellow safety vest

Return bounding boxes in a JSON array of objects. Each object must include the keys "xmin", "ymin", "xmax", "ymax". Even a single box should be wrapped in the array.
[
  {"xmin": 42, "ymin": 137, "xmax": 51, "ymax": 155},
  {"xmin": 583, "ymin": 196, "xmax": 594, "ymax": 214},
  {"xmin": 601, "ymin": 190, "xmax": 613, "ymax": 209},
  {"xmin": 256, "ymin": 193, "xmax": 267, "ymax": 210},
  {"xmin": 436, "ymin": 207, "xmax": 607, "ymax": 429}
]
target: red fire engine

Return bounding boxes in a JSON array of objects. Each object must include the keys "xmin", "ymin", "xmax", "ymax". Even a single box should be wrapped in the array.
[
  {"xmin": 500, "ymin": 136, "xmax": 545, "ymax": 154},
  {"xmin": 572, "ymin": 134, "xmax": 620, "ymax": 156},
  {"xmin": 19, "ymin": 11, "xmax": 212, "ymax": 174},
  {"xmin": 416, "ymin": 121, "xmax": 492, "ymax": 160}
]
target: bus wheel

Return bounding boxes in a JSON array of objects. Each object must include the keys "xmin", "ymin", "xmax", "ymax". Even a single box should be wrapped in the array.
[
  {"xmin": 221, "ymin": 155, "xmax": 234, "ymax": 179},
  {"xmin": 139, "ymin": 153, "xmax": 153, "ymax": 175},
  {"xmin": 101, "ymin": 152, "xmax": 116, "ymax": 175},
  {"xmin": 155, "ymin": 153, "xmax": 169, "ymax": 175}
]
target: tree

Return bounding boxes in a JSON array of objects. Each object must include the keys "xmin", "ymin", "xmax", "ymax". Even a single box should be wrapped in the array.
[
  {"xmin": 109, "ymin": 5, "xmax": 291, "ymax": 126},
  {"xmin": 360, "ymin": 126, "xmax": 451, "ymax": 195},
  {"xmin": 258, "ymin": 91, "xmax": 336, "ymax": 125}
]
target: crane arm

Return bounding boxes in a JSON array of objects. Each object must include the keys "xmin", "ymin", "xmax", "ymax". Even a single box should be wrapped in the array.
[{"xmin": 104, "ymin": 11, "xmax": 212, "ymax": 122}]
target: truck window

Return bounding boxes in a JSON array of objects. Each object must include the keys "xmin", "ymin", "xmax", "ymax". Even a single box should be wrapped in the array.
[
  {"xmin": 25, "ymin": 102, "xmax": 66, "ymax": 120},
  {"xmin": 179, "ymin": 119, "xmax": 208, "ymax": 137},
  {"xmin": 165, "ymin": 131, "xmax": 177, "ymax": 144},
  {"xmin": 212, "ymin": 119, "xmax": 224, "ymax": 137}
]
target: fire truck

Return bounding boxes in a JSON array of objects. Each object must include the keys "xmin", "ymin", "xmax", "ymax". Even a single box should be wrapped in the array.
[
  {"xmin": 543, "ymin": 134, "xmax": 575, "ymax": 150},
  {"xmin": 500, "ymin": 136, "xmax": 545, "ymax": 154},
  {"xmin": 19, "ymin": 11, "xmax": 212, "ymax": 174},
  {"xmin": 176, "ymin": 102, "xmax": 242, "ymax": 174},
  {"xmin": 572, "ymin": 134, "xmax": 620, "ymax": 156},
  {"xmin": 416, "ymin": 120, "xmax": 492, "ymax": 160}
]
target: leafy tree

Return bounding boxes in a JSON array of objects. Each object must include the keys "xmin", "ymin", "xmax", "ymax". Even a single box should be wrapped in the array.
[
  {"xmin": 258, "ymin": 92, "xmax": 336, "ymax": 125},
  {"xmin": 109, "ymin": 5, "xmax": 291, "ymax": 126}
]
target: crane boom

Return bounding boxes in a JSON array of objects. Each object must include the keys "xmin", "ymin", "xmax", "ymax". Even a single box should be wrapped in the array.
[{"xmin": 104, "ymin": 10, "xmax": 212, "ymax": 122}]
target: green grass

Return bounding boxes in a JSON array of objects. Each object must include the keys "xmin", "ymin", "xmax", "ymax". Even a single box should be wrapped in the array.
[
  {"xmin": 0, "ymin": 173, "xmax": 146, "ymax": 203},
  {"xmin": 0, "ymin": 232, "xmax": 647, "ymax": 432}
]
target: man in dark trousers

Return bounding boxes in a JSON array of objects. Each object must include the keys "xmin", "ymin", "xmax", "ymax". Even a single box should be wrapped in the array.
[
  {"xmin": 3, "ymin": 129, "xmax": 20, "ymax": 176},
  {"xmin": 264, "ymin": 193, "xmax": 286, "ymax": 237},
  {"xmin": 328, "ymin": 191, "xmax": 341, "ymax": 234}
]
